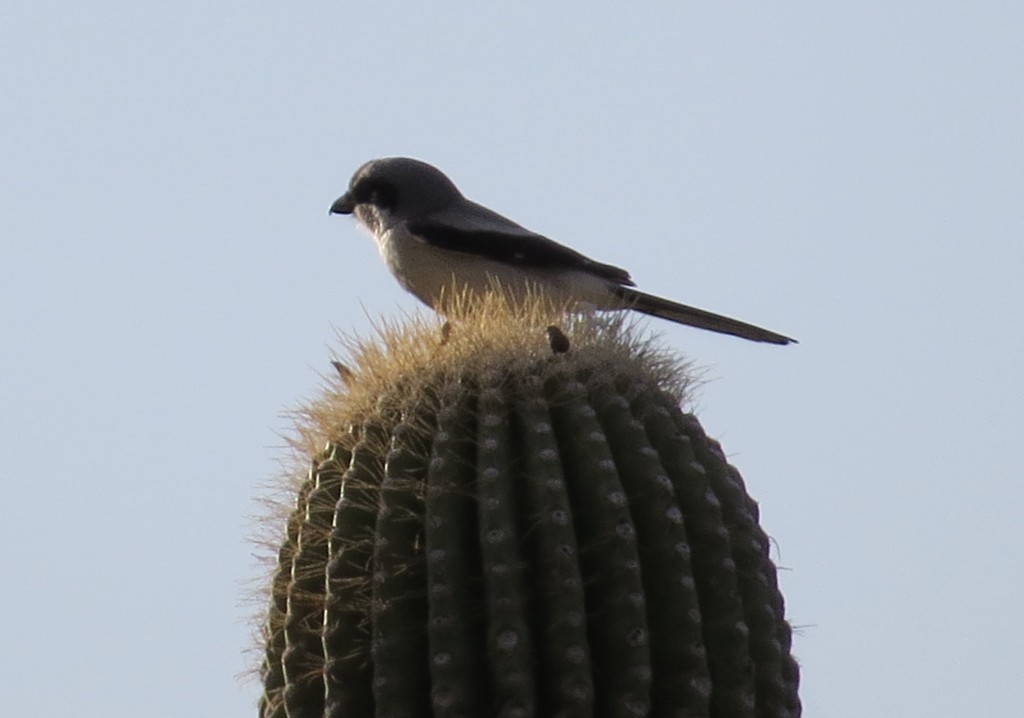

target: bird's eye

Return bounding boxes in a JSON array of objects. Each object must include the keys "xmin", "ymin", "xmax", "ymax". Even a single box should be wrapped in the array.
[{"xmin": 354, "ymin": 179, "xmax": 398, "ymax": 209}]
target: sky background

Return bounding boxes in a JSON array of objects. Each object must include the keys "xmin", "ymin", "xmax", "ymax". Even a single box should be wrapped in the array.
[{"xmin": 2, "ymin": 2, "xmax": 1022, "ymax": 716}]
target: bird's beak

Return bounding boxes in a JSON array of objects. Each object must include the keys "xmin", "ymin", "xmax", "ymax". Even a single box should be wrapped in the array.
[{"xmin": 329, "ymin": 192, "xmax": 356, "ymax": 215}]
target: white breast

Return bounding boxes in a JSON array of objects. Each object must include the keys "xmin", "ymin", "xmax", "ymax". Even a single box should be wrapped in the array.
[{"xmin": 376, "ymin": 226, "xmax": 616, "ymax": 312}]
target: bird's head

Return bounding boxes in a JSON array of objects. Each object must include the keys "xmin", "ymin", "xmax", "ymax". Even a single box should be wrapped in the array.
[{"xmin": 330, "ymin": 157, "xmax": 463, "ymax": 234}]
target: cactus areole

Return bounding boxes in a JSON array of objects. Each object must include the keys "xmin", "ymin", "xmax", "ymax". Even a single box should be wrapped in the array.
[{"xmin": 259, "ymin": 297, "xmax": 800, "ymax": 717}]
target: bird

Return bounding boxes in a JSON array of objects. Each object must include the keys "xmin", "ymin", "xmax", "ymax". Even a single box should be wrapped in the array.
[{"xmin": 330, "ymin": 157, "xmax": 795, "ymax": 345}]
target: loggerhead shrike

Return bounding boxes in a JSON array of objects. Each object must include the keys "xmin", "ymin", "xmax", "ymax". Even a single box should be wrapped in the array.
[{"xmin": 330, "ymin": 157, "xmax": 795, "ymax": 345}]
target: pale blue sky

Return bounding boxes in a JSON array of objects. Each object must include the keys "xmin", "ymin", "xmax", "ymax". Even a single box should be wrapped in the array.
[{"xmin": 2, "ymin": 3, "xmax": 1022, "ymax": 716}]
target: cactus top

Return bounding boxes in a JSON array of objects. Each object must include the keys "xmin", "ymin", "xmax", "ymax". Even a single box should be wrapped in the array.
[{"xmin": 293, "ymin": 292, "xmax": 698, "ymax": 460}]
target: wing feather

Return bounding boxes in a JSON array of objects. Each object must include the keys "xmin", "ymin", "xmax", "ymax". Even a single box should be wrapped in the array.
[{"xmin": 407, "ymin": 199, "xmax": 634, "ymax": 286}]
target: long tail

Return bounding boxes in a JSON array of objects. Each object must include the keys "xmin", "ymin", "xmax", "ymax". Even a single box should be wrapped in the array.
[{"xmin": 616, "ymin": 287, "xmax": 796, "ymax": 345}]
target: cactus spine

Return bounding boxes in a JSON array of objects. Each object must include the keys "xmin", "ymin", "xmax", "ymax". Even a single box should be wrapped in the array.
[{"xmin": 259, "ymin": 299, "xmax": 800, "ymax": 717}]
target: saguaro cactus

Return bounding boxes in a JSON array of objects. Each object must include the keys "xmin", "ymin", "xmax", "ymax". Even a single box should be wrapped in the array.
[{"xmin": 259, "ymin": 298, "xmax": 800, "ymax": 717}]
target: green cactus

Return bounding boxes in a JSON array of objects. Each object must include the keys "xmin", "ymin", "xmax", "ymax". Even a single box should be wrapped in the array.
[{"xmin": 259, "ymin": 297, "xmax": 800, "ymax": 717}]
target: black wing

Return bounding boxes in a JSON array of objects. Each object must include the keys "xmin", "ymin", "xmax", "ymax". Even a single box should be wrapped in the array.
[{"xmin": 407, "ymin": 199, "xmax": 634, "ymax": 286}]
